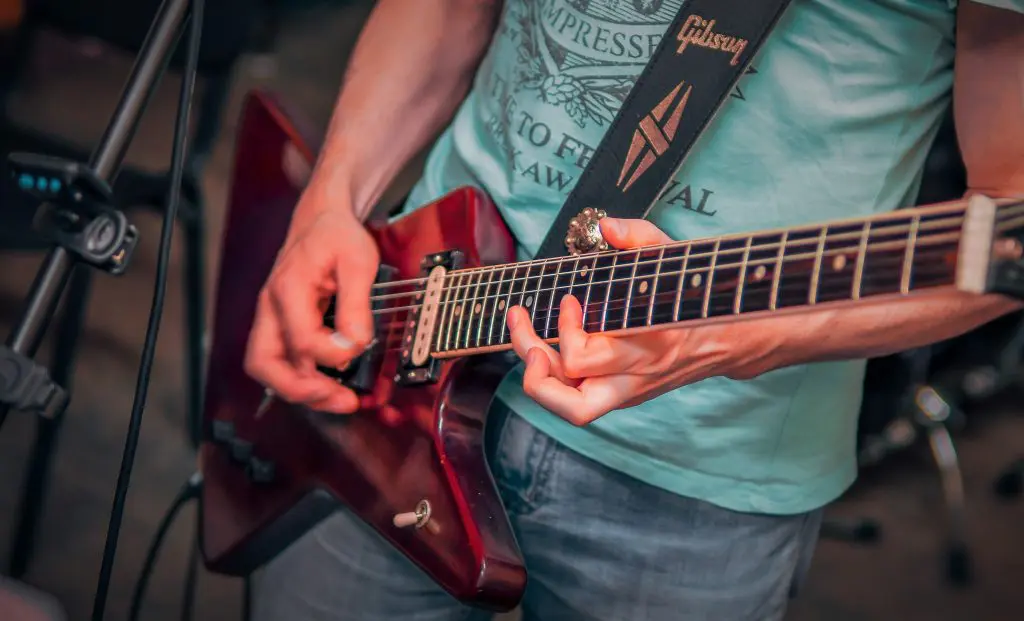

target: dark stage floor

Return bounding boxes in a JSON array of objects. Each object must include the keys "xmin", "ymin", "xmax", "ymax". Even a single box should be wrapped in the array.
[{"xmin": 0, "ymin": 3, "xmax": 1022, "ymax": 620}]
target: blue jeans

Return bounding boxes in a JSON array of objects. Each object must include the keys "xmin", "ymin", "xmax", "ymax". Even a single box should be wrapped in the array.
[{"xmin": 252, "ymin": 405, "xmax": 823, "ymax": 621}]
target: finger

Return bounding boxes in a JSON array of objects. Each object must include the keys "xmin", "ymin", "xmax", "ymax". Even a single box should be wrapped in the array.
[
  {"xmin": 267, "ymin": 269, "xmax": 345, "ymax": 372},
  {"xmin": 557, "ymin": 295, "xmax": 646, "ymax": 378},
  {"xmin": 332, "ymin": 256, "xmax": 378, "ymax": 350},
  {"xmin": 244, "ymin": 307, "xmax": 357, "ymax": 410},
  {"xmin": 507, "ymin": 306, "xmax": 571, "ymax": 384},
  {"xmin": 600, "ymin": 217, "xmax": 673, "ymax": 249},
  {"xmin": 305, "ymin": 384, "xmax": 362, "ymax": 414},
  {"xmin": 522, "ymin": 349, "xmax": 634, "ymax": 425}
]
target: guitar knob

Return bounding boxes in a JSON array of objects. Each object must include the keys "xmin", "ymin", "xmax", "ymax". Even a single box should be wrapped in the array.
[{"xmin": 393, "ymin": 499, "xmax": 431, "ymax": 529}]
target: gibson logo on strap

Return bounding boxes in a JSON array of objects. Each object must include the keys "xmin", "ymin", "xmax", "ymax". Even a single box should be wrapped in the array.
[
  {"xmin": 616, "ymin": 81, "xmax": 692, "ymax": 192},
  {"xmin": 676, "ymin": 15, "xmax": 748, "ymax": 66}
]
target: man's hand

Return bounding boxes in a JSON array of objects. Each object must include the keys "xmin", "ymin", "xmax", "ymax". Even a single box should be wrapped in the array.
[
  {"xmin": 505, "ymin": 218, "xmax": 784, "ymax": 425},
  {"xmin": 244, "ymin": 194, "xmax": 379, "ymax": 414}
]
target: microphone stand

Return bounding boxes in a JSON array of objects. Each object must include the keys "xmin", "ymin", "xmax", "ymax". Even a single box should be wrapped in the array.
[
  {"xmin": 0, "ymin": 0, "xmax": 203, "ymax": 617},
  {"xmin": 0, "ymin": 0, "xmax": 190, "ymax": 424}
]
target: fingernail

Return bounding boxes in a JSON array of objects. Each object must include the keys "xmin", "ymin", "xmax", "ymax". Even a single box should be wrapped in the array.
[{"xmin": 330, "ymin": 332, "xmax": 354, "ymax": 349}]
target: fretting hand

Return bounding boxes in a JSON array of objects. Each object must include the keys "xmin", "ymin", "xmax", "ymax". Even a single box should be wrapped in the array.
[{"xmin": 505, "ymin": 218, "xmax": 793, "ymax": 425}]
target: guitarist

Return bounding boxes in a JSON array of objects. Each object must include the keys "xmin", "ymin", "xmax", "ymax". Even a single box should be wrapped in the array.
[{"xmin": 245, "ymin": 1, "xmax": 1024, "ymax": 619}]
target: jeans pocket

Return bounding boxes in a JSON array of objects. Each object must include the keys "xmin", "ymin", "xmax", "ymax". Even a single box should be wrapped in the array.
[{"xmin": 489, "ymin": 406, "xmax": 558, "ymax": 516}]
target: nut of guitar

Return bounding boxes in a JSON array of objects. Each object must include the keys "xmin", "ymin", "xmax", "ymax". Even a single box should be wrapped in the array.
[{"xmin": 411, "ymin": 265, "xmax": 447, "ymax": 366}]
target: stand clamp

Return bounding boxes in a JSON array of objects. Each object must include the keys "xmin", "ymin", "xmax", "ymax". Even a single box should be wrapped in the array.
[
  {"xmin": 8, "ymin": 153, "xmax": 139, "ymax": 275},
  {"xmin": 0, "ymin": 154, "xmax": 140, "ymax": 421},
  {"xmin": 0, "ymin": 349, "xmax": 67, "ymax": 419}
]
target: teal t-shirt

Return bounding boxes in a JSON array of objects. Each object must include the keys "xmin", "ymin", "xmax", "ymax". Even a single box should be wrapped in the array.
[{"xmin": 403, "ymin": 0, "xmax": 1023, "ymax": 515}]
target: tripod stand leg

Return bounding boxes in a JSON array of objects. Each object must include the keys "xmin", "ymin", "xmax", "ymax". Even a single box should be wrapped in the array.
[{"xmin": 925, "ymin": 423, "xmax": 972, "ymax": 586}]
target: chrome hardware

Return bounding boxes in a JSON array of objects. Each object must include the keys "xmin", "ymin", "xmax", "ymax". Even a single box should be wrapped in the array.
[
  {"xmin": 565, "ymin": 207, "xmax": 609, "ymax": 255},
  {"xmin": 393, "ymin": 499, "xmax": 431, "ymax": 529}
]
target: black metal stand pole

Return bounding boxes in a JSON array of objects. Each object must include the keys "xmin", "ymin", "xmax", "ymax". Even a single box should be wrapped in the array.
[{"xmin": 0, "ymin": 0, "xmax": 191, "ymax": 428}]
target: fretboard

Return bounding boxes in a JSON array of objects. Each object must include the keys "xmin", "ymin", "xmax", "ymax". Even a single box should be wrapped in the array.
[{"xmin": 426, "ymin": 202, "xmax": 985, "ymax": 357}]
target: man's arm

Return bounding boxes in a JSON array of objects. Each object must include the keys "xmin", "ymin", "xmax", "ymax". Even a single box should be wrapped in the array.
[
  {"xmin": 769, "ymin": 0, "xmax": 1024, "ymax": 367},
  {"xmin": 244, "ymin": 0, "xmax": 502, "ymax": 411},
  {"xmin": 304, "ymin": 0, "xmax": 502, "ymax": 223}
]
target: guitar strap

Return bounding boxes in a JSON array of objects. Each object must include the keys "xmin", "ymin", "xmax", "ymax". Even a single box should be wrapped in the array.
[{"xmin": 533, "ymin": 0, "xmax": 793, "ymax": 260}]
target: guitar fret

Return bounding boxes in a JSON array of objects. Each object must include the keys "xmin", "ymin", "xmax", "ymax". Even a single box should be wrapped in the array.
[
  {"xmin": 499, "ymin": 265, "xmax": 520, "ymax": 345},
  {"xmin": 808, "ymin": 227, "xmax": 828, "ymax": 305},
  {"xmin": 701, "ymin": 239, "xmax": 721, "ymax": 319},
  {"xmin": 600, "ymin": 253, "xmax": 619, "ymax": 332},
  {"xmin": 673, "ymin": 243, "xmax": 691, "ymax": 321},
  {"xmin": 474, "ymin": 268, "xmax": 496, "ymax": 348},
  {"xmin": 543, "ymin": 259, "xmax": 564, "ymax": 338},
  {"xmin": 852, "ymin": 222, "xmax": 871, "ymax": 300},
  {"xmin": 435, "ymin": 278, "xmax": 455, "ymax": 353},
  {"xmin": 486, "ymin": 267, "xmax": 506, "ymax": 345},
  {"xmin": 734, "ymin": 236, "xmax": 753, "ymax": 314},
  {"xmin": 900, "ymin": 215, "xmax": 920, "ymax": 295},
  {"xmin": 622, "ymin": 251, "xmax": 642, "ymax": 330},
  {"xmin": 455, "ymin": 272, "xmax": 475, "ymax": 350},
  {"xmin": 529, "ymin": 261, "xmax": 547, "ymax": 329},
  {"xmin": 582, "ymin": 255, "xmax": 599, "ymax": 329},
  {"xmin": 647, "ymin": 247, "xmax": 665, "ymax": 327},
  {"xmin": 442, "ymin": 273, "xmax": 464, "ymax": 351},
  {"xmin": 769, "ymin": 231, "xmax": 787, "ymax": 311}
]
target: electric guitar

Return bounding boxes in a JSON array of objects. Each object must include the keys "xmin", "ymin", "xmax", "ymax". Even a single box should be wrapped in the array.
[{"xmin": 198, "ymin": 90, "xmax": 1024, "ymax": 612}]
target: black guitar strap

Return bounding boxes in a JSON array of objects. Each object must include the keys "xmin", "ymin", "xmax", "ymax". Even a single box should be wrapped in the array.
[{"xmin": 533, "ymin": 0, "xmax": 793, "ymax": 260}]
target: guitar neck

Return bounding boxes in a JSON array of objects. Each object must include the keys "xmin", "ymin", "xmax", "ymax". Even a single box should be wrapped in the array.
[{"xmin": 429, "ymin": 196, "xmax": 1024, "ymax": 358}]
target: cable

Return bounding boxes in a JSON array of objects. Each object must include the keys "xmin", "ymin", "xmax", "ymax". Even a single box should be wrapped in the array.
[
  {"xmin": 181, "ymin": 524, "xmax": 201, "ymax": 621},
  {"xmin": 128, "ymin": 473, "xmax": 203, "ymax": 621},
  {"xmin": 90, "ymin": 0, "xmax": 205, "ymax": 618}
]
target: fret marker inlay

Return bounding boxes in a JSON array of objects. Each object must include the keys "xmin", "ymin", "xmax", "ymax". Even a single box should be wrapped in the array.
[
  {"xmin": 691, "ymin": 274, "xmax": 702, "ymax": 287},
  {"xmin": 833, "ymin": 255, "xmax": 846, "ymax": 271},
  {"xmin": 639, "ymin": 281, "xmax": 649, "ymax": 294},
  {"xmin": 754, "ymin": 265, "xmax": 766, "ymax": 280}
]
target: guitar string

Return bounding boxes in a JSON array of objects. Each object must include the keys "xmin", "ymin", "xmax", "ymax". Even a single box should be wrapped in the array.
[
  {"xmin": 369, "ymin": 246, "xmax": 957, "ymax": 354},
  {"xmin": 361, "ymin": 213, "xmax": 962, "ymax": 304},
  {"xmin": 363, "ymin": 210, "xmax": 970, "ymax": 300},
  {"xmin": 353, "ymin": 229, "xmax": 961, "ymax": 319},
  {"xmin": 361, "ymin": 207, "xmax": 993, "ymax": 310},
  {"xmin": 361, "ymin": 199, "xmax": 1021, "ymax": 294},
  {"xmin": 433, "ymin": 252, "xmax": 958, "ymax": 352}
]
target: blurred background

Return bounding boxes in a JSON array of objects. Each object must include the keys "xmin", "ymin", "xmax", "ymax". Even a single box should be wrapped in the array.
[{"xmin": 0, "ymin": 0, "xmax": 1021, "ymax": 619}]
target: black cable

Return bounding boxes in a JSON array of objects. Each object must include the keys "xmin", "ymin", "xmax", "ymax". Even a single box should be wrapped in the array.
[
  {"xmin": 90, "ymin": 0, "xmax": 205, "ymax": 617},
  {"xmin": 128, "ymin": 473, "xmax": 203, "ymax": 621},
  {"xmin": 180, "ymin": 517, "xmax": 201, "ymax": 621}
]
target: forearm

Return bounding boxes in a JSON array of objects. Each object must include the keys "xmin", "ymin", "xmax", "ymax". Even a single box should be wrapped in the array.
[
  {"xmin": 774, "ymin": 291, "xmax": 1022, "ymax": 369},
  {"xmin": 305, "ymin": 0, "xmax": 501, "ymax": 221}
]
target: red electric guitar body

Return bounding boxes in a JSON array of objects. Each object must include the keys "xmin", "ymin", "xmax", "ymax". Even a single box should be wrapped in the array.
[{"xmin": 198, "ymin": 91, "xmax": 526, "ymax": 611}]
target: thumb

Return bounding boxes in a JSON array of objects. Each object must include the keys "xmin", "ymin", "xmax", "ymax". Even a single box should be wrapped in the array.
[
  {"xmin": 332, "ymin": 259, "xmax": 377, "ymax": 350},
  {"xmin": 600, "ymin": 218, "xmax": 673, "ymax": 249}
]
